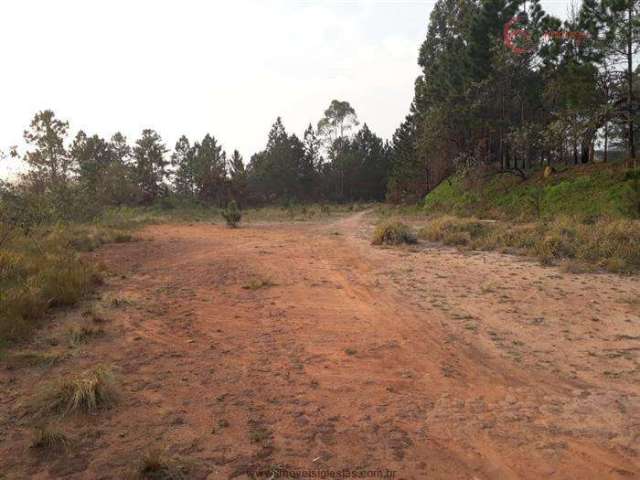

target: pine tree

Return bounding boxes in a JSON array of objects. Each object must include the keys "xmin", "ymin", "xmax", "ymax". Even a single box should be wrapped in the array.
[
  {"xmin": 132, "ymin": 129, "xmax": 168, "ymax": 203},
  {"xmin": 23, "ymin": 110, "xmax": 71, "ymax": 188},
  {"xmin": 172, "ymin": 135, "xmax": 196, "ymax": 198}
]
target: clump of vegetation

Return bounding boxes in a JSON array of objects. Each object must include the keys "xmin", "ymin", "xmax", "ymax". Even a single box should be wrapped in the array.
[
  {"xmin": 30, "ymin": 425, "xmax": 68, "ymax": 451},
  {"xmin": 222, "ymin": 200, "xmax": 242, "ymax": 227},
  {"xmin": 419, "ymin": 216, "xmax": 492, "ymax": 246},
  {"xmin": 372, "ymin": 221, "xmax": 417, "ymax": 245},
  {"xmin": 135, "ymin": 450, "xmax": 189, "ymax": 480},
  {"xmin": 30, "ymin": 365, "xmax": 118, "ymax": 417},
  {"xmin": 68, "ymin": 324, "xmax": 105, "ymax": 346}
]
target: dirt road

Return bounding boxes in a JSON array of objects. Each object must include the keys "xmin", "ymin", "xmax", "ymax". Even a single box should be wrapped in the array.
[{"xmin": 2, "ymin": 212, "xmax": 640, "ymax": 479}]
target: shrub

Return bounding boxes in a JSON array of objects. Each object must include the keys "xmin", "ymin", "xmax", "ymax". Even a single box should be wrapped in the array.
[
  {"xmin": 372, "ymin": 222, "xmax": 417, "ymax": 245},
  {"xmin": 222, "ymin": 201, "xmax": 242, "ymax": 227}
]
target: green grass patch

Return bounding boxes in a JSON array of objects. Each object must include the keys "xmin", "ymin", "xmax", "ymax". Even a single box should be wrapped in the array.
[{"xmin": 424, "ymin": 164, "xmax": 640, "ymax": 221}]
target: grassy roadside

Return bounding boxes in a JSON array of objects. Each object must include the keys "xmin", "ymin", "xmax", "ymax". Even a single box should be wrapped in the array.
[
  {"xmin": 374, "ymin": 164, "xmax": 640, "ymax": 274},
  {"xmin": 0, "ymin": 223, "xmax": 135, "ymax": 344},
  {"xmin": 100, "ymin": 201, "xmax": 372, "ymax": 225}
]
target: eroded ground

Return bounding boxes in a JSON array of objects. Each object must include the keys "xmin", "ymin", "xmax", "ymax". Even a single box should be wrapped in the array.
[{"xmin": 1, "ymin": 212, "xmax": 639, "ymax": 479}]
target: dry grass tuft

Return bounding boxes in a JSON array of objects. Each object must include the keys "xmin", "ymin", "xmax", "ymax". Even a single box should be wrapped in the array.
[
  {"xmin": 134, "ymin": 450, "xmax": 189, "ymax": 480},
  {"xmin": 29, "ymin": 365, "xmax": 118, "ymax": 417},
  {"xmin": 68, "ymin": 324, "xmax": 105, "ymax": 346},
  {"xmin": 372, "ymin": 221, "xmax": 417, "ymax": 246},
  {"xmin": 6, "ymin": 350, "xmax": 65, "ymax": 369},
  {"xmin": 30, "ymin": 425, "xmax": 68, "ymax": 451}
]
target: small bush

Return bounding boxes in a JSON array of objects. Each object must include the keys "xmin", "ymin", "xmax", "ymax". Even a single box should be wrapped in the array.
[
  {"xmin": 222, "ymin": 201, "xmax": 242, "ymax": 228},
  {"xmin": 30, "ymin": 365, "xmax": 118, "ymax": 417},
  {"xmin": 372, "ymin": 222, "xmax": 417, "ymax": 245}
]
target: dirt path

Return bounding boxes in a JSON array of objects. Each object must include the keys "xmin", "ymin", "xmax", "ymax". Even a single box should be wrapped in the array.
[{"xmin": 2, "ymin": 212, "xmax": 640, "ymax": 479}]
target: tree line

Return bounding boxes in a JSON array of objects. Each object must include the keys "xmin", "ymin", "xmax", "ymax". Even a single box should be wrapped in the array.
[
  {"xmin": 3, "ymin": 100, "xmax": 390, "ymax": 214},
  {"xmin": 386, "ymin": 0, "xmax": 640, "ymax": 203}
]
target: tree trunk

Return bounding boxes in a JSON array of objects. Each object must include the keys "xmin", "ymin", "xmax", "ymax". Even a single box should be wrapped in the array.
[
  {"xmin": 628, "ymin": 6, "xmax": 636, "ymax": 163},
  {"xmin": 604, "ymin": 121, "xmax": 609, "ymax": 163}
]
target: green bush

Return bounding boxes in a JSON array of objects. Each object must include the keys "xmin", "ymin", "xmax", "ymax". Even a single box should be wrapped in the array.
[{"xmin": 222, "ymin": 200, "xmax": 242, "ymax": 227}]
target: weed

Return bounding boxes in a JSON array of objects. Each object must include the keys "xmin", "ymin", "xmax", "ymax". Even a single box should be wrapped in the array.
[{"xmin": 248, "ymin": 419, "xmax": 272, "ymax": 445}]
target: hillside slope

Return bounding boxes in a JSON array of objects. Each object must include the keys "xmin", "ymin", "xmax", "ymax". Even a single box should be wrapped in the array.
[{"xmin": 424, "ymin": 164, "xmax": 640, "ymax": 221}]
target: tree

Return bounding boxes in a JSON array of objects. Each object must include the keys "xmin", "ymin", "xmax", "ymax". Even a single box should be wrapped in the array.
[
  {"xmin": 317, "ymin": 100, "xmax": 360, "ymax": 199},
  {"xmin": 387, "ymin": 112, "xmax": 423, "ymax": 203},
  {"xmin": 70, "ymin": 131, "xmax": 112, "ymax": 197},
  {"xmin": 172, "ymin": 135, "xmax": 196, "ymax": 198},
  {"xmin": 317, "ymin": 100, "xmax": 360, "ymax": 144},
  {"xmin": 23, "ymin": 110, "xmax": 71, "ymax": 188},
  {"xmin": 247, "ymin": 118, "xmax": 306, "ymax": 203},
  {"xmin": 599, "ymin": 0, "xmax": 640, "ymax": 161},
  {"xmin": 193, "ymin": 134, "xmax": 227, "ymax": 205},
  {"xmin": 228, "ymin": 150, "xmax": 247, "ymax": 204},
  {"xmin": 132, "ymin": 129, "xmax": 168, "ymax": 203}
]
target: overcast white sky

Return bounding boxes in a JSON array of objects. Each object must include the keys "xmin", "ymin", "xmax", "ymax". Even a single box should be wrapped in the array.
[{"xmin": 0, "ymin": 0, "xmax": 571, "ymax": 179}]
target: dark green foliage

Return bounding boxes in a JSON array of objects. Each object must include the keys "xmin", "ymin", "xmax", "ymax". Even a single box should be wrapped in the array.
[
  {"xmin": 132, "ymin": 130, "xmax": 169, "ymax": 204},
  {"xmin": 222, "ymin": 200, "xmax": 242, "ymax": 227}
]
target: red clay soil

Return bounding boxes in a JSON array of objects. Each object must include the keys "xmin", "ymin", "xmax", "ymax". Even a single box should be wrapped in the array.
[{"xmin": 1, "ymin": 212, "xmax": 639, "ymax": 479}]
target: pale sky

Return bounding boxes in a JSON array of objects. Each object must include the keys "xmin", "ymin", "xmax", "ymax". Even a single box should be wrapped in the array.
[{"xmin": 0, "ymin": 0, "xmax": 571, "ymax": 179}]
